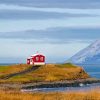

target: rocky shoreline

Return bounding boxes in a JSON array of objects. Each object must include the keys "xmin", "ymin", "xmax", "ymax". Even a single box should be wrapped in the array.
[
  {"xmin": 0, "ymin": 78, "xmax": 100, "ymax": 90},
  {"xmin": 22, "ymin": 78, "xmax": 100, "ymax": 90}
]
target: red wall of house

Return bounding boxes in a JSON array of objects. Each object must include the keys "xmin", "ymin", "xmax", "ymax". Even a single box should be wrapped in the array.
[
  {"xmin": 27, "ymin": 59, "xmax": 30, "ymax": 64},
  {"xmin": 32, "ymin": 55, "xmax": 45, "ymax": 62},
  {"xmin": 27, "ymin": 54, "xmax": 45, "ymax": 65}
]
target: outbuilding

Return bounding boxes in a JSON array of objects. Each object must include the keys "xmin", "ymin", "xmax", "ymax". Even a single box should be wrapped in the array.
[{"xmin": 27, "ymin": 53, "xmax": 45, "ymax": 65}]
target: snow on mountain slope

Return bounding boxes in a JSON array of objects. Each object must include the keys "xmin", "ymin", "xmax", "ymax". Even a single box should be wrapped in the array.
[{"xmin": 68, "ymin": 40, "xmax": 100, "ymax": 64}]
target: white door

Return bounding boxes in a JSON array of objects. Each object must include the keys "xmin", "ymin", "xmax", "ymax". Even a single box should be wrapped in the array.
[{"xmin": 30, "ymin": 59, "xmax": 33, "ymax": 65}]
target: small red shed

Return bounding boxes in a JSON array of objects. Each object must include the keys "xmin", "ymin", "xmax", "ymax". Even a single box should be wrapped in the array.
[{"xmin": 27, "ymin": 53, "xmax": 45, "ymax": 65}]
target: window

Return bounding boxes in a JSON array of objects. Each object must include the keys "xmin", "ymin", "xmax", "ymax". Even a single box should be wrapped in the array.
[
  {"xmin": 36, "ymin": 57, "xmax": 39, "ymax": 61},
  {"xmin": 40, "ymin": 57, "xmax": 43, "ymax": 61},
  {"xmin": 30, "ymin": 59, "xmax": 33, "ymax": 62},
  {"xmin": 27, "ymin": 60, "xmax": 29, "ymax": 63}
]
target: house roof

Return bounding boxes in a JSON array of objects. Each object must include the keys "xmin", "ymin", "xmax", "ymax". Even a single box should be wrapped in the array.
[
  {"xmin": 27, "ymin": 53, "xmax": 45, "ymax": 59},
  {"xmin": 31, "ymin": 53, "xmax": 45, "ymax": 57}
]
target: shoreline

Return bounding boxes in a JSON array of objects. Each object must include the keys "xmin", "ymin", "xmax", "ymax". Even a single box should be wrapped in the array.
[
  {"xmin": 0, "ymin": 64, "xmax": 99, "ymax": 91},
  {"xmin": 0, "ymin": 78, "xmax": 100, "ymax": 90},
  {"xmin": 22, "ymin": 78, "xmax": 100, "ymax": 90}
]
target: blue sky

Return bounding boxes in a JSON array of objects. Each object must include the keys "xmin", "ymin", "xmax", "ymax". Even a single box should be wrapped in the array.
[{"xmin": 0, "ymin": 0, "xmax": 100, "ymax": 63}]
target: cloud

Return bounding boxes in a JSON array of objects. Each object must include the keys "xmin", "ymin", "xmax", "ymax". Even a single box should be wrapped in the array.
[
  {"xmin": 0, "ymin": 16, "xmax": 100, "ymax": 32},
  {"xmin": 0, "ymin": 4, "xmax": 98, "ymax": 20},
  {"xmin": 0, "ymin": 0, "xmax": 100, "ymax": 9},
  {"xmin": 0, "ymin": 4, "xmax": 100, "ymax": 15},
  {"xmin": 0, "ymin": 9, "xmax": 95, "ymax": 20},
  {"xmin": 0, "ymin": 27, "xmax": 100, "ymax": 40}
]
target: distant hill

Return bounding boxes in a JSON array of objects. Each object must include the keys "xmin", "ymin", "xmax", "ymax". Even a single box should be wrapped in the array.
[
  {"xmin": 0, "ymin": 64, "xmax": 89, "ymax": 83},
  {"xmin": 68, "ymin": 40, "xmax": 100, "ymax": 64}
]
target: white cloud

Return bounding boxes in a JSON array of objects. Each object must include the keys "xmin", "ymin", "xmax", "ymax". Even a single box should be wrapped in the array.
[
  {"xmin": 0, "ymin": 4, "xmax": 100, "ymax": 15},
  {"xmin": 0, "ymin": 16, "xmax": 100, "ymax": 32}
]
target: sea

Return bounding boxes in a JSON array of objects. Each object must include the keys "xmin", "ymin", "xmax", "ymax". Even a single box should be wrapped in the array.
[
  {"xmin": 0, "ymin": 63, "xmax": 21, "ymax": 66},
  {"xmin": 76, "ymin": 64, "xmax": 100, "ymax": 79}
]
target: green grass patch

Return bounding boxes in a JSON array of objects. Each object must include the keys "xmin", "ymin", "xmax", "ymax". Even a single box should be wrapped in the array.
[
  {"xmin": 0, "ymin": 66, "xmax": 10, "ymax": 71},
  {"xmin": 56, "ymin": 63, "xmax": 77, "ymax": 68}
]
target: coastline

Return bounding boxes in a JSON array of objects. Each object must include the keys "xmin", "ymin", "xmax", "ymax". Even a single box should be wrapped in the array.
[
  {"xmin": 22, "ymin": 78, "xmax": 100, "ymax": 89},
  {"xmin": 0, "ymin": 64, "xmax": 99, "ymax": 92},
  {"xmin": 0, "ymin": 78, "xmax": 100, "ymax": 90}
]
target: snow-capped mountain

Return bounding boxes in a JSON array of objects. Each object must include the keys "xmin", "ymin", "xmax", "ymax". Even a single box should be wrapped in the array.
[{"xmin": 68, "ymin": 40, "xmax": 100, "ymax": 64}]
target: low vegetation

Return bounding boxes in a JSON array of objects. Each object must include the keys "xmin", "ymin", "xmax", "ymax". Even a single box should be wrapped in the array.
[
  {"xmin": 0, "ymin": 64, "xmax": 32, "ymax": 77},
  {"xmin": 0, "ymin": 89, "xmax": 100, "ymax": 100},
  {"xmin": 0, "ymin": 63, "xmax": 89, "ymax": 83}
]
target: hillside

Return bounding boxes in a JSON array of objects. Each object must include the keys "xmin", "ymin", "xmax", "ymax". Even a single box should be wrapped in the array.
[
  {"xmin": 68, "ymin": 40, "xmax": 100, "ymax": 64},
  {"xmin": 0, "ymin": 63, "xmax": 89, "ymax": 83},
  {"xmin": 0, "ymin": 64, "xmax": 33, "ymax": 78}
]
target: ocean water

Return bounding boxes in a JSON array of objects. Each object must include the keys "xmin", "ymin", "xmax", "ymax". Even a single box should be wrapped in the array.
[
  {"xmin": 77, "ymin": 64, "xmax": 100, "ymax": 79},
  {"xmin": 0, "ymin": 63, "xmax": 20, "ymax": 66}
]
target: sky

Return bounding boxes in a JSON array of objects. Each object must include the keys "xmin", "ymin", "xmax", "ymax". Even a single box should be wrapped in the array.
[{"xmin": 0, "ymin": 0, "xmax": 100, "ymax": 63}]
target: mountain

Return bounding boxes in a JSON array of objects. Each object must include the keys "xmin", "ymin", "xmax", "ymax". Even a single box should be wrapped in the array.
[{"xmin": 68, "ymin": 40, "xmax": 100, "ymax": 64}]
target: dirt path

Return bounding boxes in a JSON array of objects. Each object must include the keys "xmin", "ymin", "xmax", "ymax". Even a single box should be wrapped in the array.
[{"xmin": 0, "ymin": 66, "xmax": 40, "ymax": 79}]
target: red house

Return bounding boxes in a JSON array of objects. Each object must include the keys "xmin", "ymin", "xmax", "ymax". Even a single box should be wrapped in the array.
[{"xmin": 27, "ymin": 53, "xmax": 45, "ymax": 65}]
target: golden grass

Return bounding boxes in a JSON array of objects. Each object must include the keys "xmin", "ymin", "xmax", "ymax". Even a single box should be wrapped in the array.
[
  {"xmin": 0, "ymin": 63, "xmax": 89, "ymax": 83},
  {"xmin": 0, "ymin": 89, "xmax": 100, "ymax": 100},
  {"xmin": 0, "ymin": 64, "xmax": 32, "ymax": 77}
]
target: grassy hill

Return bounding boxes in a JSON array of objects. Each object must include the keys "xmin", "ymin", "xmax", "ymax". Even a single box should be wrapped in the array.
[
  {"xmin": 0, "ymin": 63, "xmax": 89, "ymax": 83},
  {"xmin": 0, "ymin": 64, "xmax": 32, "ymax": 76}
]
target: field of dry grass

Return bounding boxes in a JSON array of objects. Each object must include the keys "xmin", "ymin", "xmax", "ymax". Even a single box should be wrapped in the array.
[
  {"xmin": 0, "ymin": 89, "xmax": 100, "ymax": 100},
  {"xmin": 0, "ymin": 63, "xmax": 89, "ymax": 83},
  {"xmin": 0, "ymin": 64, "xmax": 32, "ymax": 77}
]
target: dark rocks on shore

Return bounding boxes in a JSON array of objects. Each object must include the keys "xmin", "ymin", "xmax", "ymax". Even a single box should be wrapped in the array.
[
  {"xmin": 22, "ymin": 78, "xmax": 100, "ymax": 90},
  {"xmin": 0, "ymin": 78, "xmax": 100, "ymax": 91}
]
